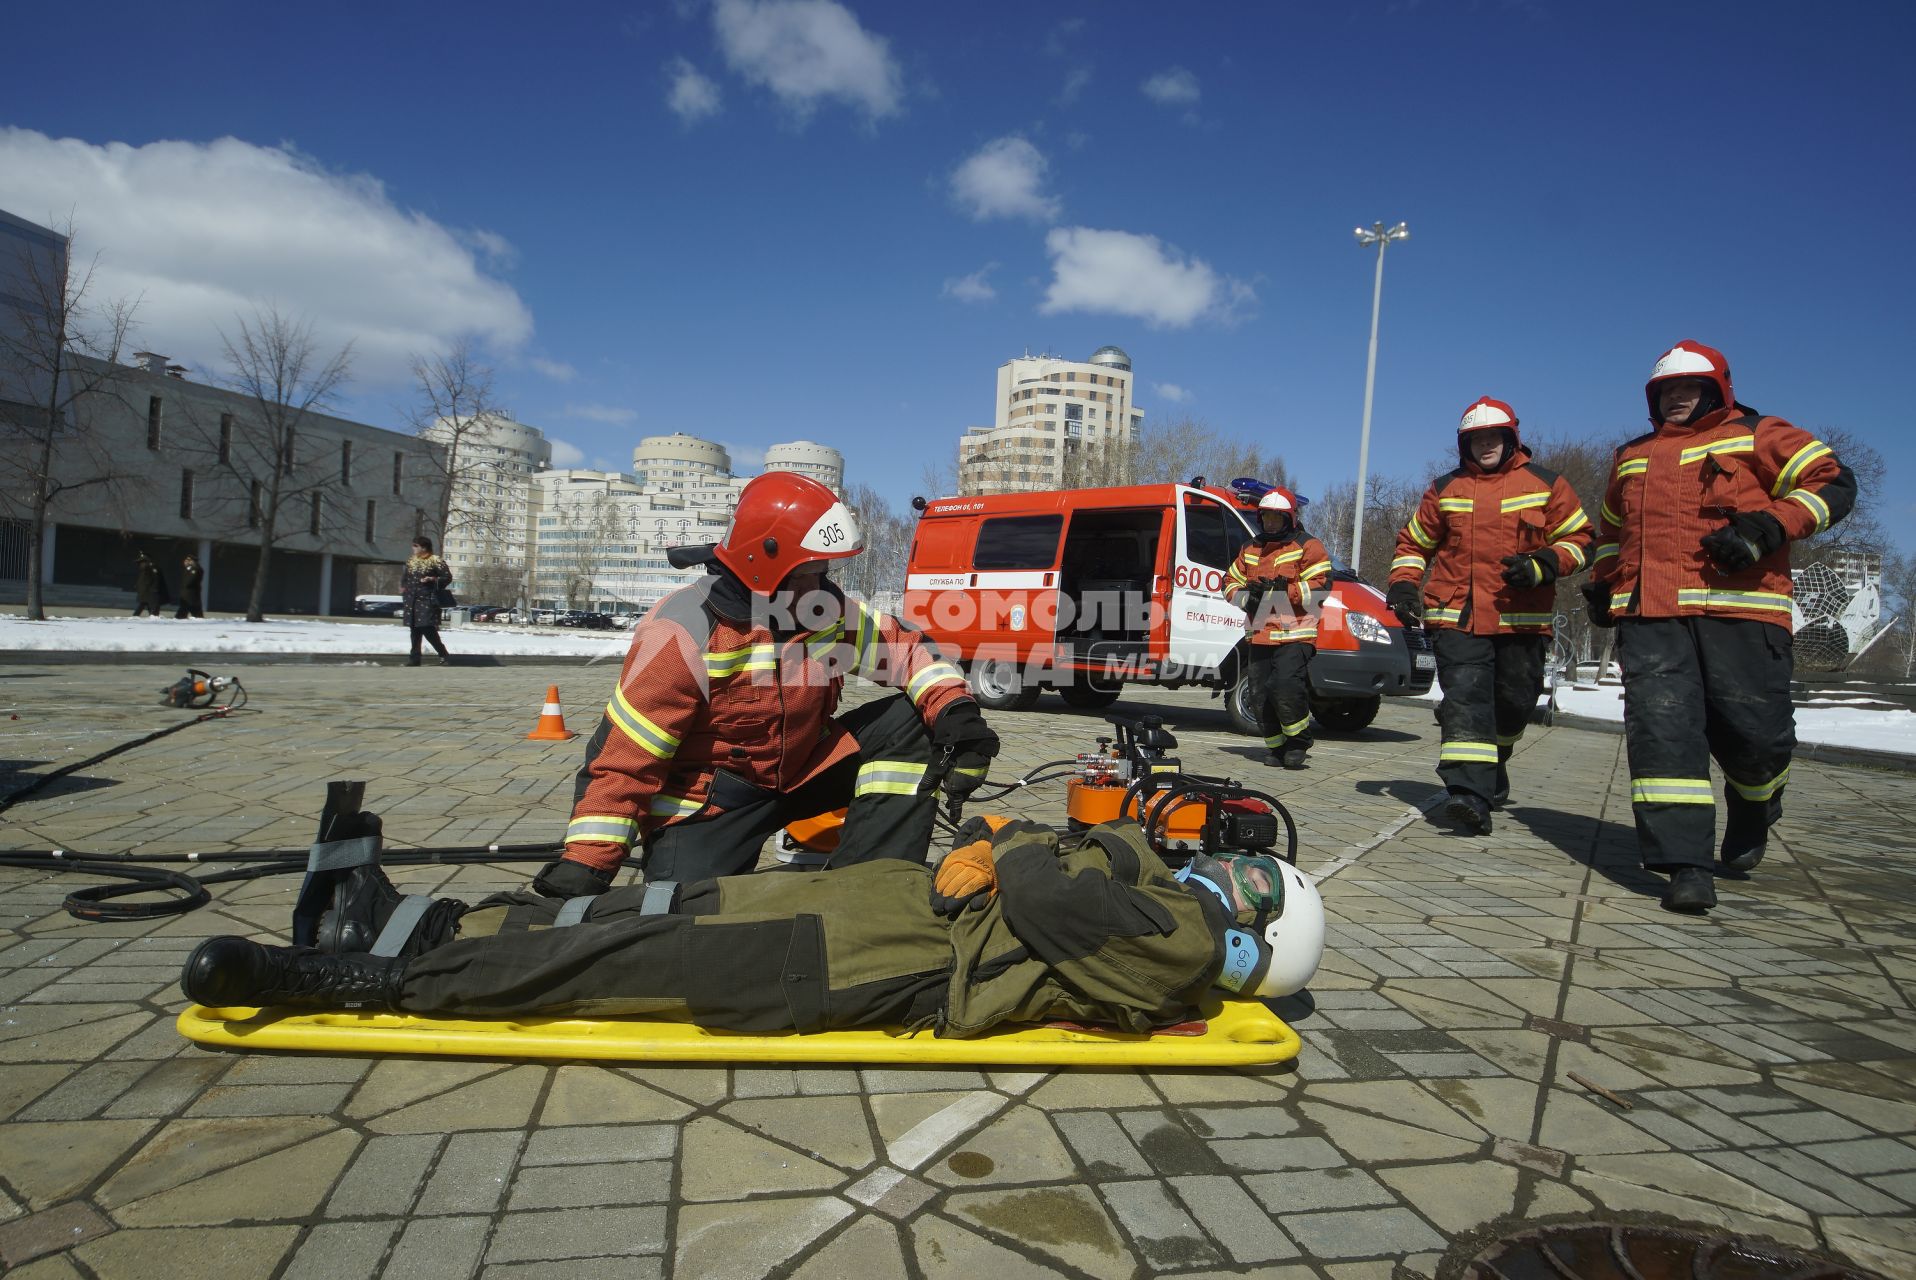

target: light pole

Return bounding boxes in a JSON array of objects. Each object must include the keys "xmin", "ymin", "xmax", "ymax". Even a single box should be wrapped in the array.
[{"xmin": 1349, "ymin": 220, "xmax": 1408, "ymax": 576}]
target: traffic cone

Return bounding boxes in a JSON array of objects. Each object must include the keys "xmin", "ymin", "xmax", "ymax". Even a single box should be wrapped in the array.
[{"xmin": 526, "ymin": 684, "xmax": 578, "ymax": 741}]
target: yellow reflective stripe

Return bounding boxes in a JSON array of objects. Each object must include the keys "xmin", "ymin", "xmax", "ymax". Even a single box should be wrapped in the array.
[
  {"xmin": 1786, "ymin": 488, "xmax": 1831, "ymax": 532},
  {"xmin": 1280, "ymin": 715, "xmax": 1311, "ymax": 738},
  {"xmin": 1224, "ymin": 566, "xmax": 1247, "ymax": 591},
  {"xmin": 1631, "ymin": 777, "xmax": 1715, "ymax": 805},
  {"xmin": 1298, "ymin": 560, "xmax": 1331, "ymax": 582},
  {"xmin": 1727, "ymin": 766, "xmax": 1790, "ymax": 802},
  {"xmin": 1500, "ymin": 492, "xmax": 1550, "ymax": 512},
  {"xmin": 1440, "ymin": 741, "xmax": 1499, "ymax": 763},
  {"xmin": 1601, "ymin": 501, "xmax": 1622, "ymax": 526},
  {"xmin": 951, "ymin": 764, "xmax": 988, "ymax": 779},
  {"xmin": 1272, "ymin": 549, "xmax": 1304, "ymax": 565},
  {"xmin": 1615, "ymin": 457, "xmax": 1649, "ymax": 477},
  {"xmin": 1391, "ymin": 554, "xmax": 1427, "ymax": 572},
  {"xmin": 1591, "ymin": 543, "xmax": 1619, "ymax": 563},
  {"xmin": 1498, "ymin": 612, "xmax": 1555, "ymax": 627},
  {"xmin": 1407, "ymin": 516, "xmax": 1437, "ymax": 549},
  {"xmin": 1676, "ymin": 588, "xmax": 1793, "ymax": 613},
  {"xmin": 1552, "ymin": 541, "xmax": 1587, "ymax": 570},
  {"xmin": 1425, "ymin": 607, "xmax": 1463, "ymax": 623},
  {"xmin": 1772, "ymin": 441, "xmax": 1832, "ymax": 496},
  {"xmin": 608, "ymin": 686, "xmax": 680, "ymax": 759},
  {"xmin": 705, "ymin": 643, "xmax": 778, "ymax": 677},
  {"xmin": 1551, "ymin": 509, "xmax": 1591, "ymax": 539},
  {"xmin": 647, "ymin": 793, "xmax": 703, "ymax": 818},
  {"xmin": 1262, "ymin": 732, "xmax": 1287, "ymax": 749},
  {"xmin": 906, "ymin": 661, "xmax": 966, "ymax": 704},
  {"xmin": 1437, "ymin": 497, "xmax": 1474, "ymax": 512},
  {"xmin": 1610, "ymin": 590, "xmax": 1633, "ymax": 610},
  {"xmin": 853, "ymin": 601, "xmax": 881, "ymax": 674},
  {"xmin": 804, "ymin": 619, "xmax": 845, "ymax": 662},
  {"xmin": 855, "ymin": 759, "xmax": 929, "ymax": 796},
  {"xmin": 566, "ymin": 815, "xmax": 639, "ymax": 846},
  {"xmin": 1496, "ymin": 730, "xmax": 1523, "ymax": 747},
  {"xmin": 1680, "ymin": 434, "xmax": 1755, "ymax": 466}
]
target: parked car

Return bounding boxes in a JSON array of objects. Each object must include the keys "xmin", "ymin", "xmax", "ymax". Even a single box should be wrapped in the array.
[
  {"xmin": 467, "ymin": 605, "xmax": 509, "ymax": 622},
  {"xmin": 609, "ymin": 612, "xmax": 644, "ymax": 629},
  {"xmin": 555, "ymin": 610, "xmax": 616, "ymax": 630},
  {"xmin": 353, "ymin": 595, "xmax": 403, "ymax": 618}
]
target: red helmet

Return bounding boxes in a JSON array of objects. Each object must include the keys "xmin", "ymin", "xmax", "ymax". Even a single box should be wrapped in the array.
[
  {"xmin": 1646, "ymin": 340, "xmax": 1734, "ymax": 424},
  {"xmin": 1257, "ymin": 487, "xmax": 1299, "ymax": 515},
  {"xmin": 1457, "ymin": 396, "xmax": 1520, "ymax": 441},
  {"xmin": 714, "ymin": 472, "xmax": 864, "ymax": 594}
]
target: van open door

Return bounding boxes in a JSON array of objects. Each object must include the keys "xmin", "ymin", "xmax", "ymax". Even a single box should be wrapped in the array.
[{"xmin": 1168, "ymin": 488, "xmax": 1253, "ymax": 677}]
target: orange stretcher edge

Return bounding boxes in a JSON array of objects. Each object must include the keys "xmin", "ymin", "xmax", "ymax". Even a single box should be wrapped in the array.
[{"xmin": 177, "ymin": 997, "xmax": 1301, "ymax": 1067}]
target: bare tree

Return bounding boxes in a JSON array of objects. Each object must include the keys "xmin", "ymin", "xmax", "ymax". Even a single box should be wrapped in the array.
[
  {"xmin": 0, "ymin": 218, "xmax": 140, "ymax": 619},
  {"xmin": 837, "ymin": 482, "xmax": 912, "ymax": 604},
  {"xmin": 1127, "ymin": 416, "xmax": 1291, "ymax": 491},
  {"xmin": 551, "ymin": 490, "xmax": 618, "ymax": 609},
  {"xmin": 408, "ymin": 338, "xmax": 502, "ymax": 544},
  {"xmin": 214, "ymin": 307, "xmax": 354, "ymax": 622},
  {"xmin": 1313, "ymin": 473, "xmax": 1424, "ymax": 582}
]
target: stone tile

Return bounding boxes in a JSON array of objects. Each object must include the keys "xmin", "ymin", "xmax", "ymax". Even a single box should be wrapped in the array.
[
  {"xmin": 0, "ymin": 1065, "xmax": 69, "ymax": 1122},
  {"xmin": 882, "ymin": 1091, "xmax": 1009, "ymax": 1171},
  {"xmin": 678, "ymin": 1115, "xmax": 843, "ymax": 1200},
  {"xmin": 345, "ymin": 1060, "xmax": 503, "ymax": 1120},
  {"xmin": 1279, "ymin": 1207, "xmax": 1444, "ymax": 1259},
  {"xmin": 326, "ymin": 1133, "xmax": 440, "ymax": 1218},
  {"xmin": 674, "ymin": 1197, "xmax": 853, "ymax": 1279},
  {"xmin": 100, "ymin": 1057, "xmax": 229, "ymax": 1119},
  {"xmin": 7, "ymin": 1120, "xmax": 158, "ymax": 1210},
  {"xmin": 1379, "ymin": 1161, "xmax": 1520, "ymax": 1234},
  {"xmin": 1822, "ymin": 1214, "xmax": 1916, "ymax": 1279},
  {"xmin": 1571, "ymin": 1170, "xmax": 1819, "ymax": 1249},
  {"xmin": 911, "ymin": 1213, "xmax": 1084, "ymax": 1279},
  {"xmin": 1169, "ymin": 1175, "xmax": 1299, "ymax": 1264},
  {"xmin": 415, "ymin": 1131, "xmax": 524, "ymax": 1217},
  {"xmin": 1055, "ymin": 1111, "xmax": 1151, "ymax": 1179},
  {"xmin": 112, "ymin": 1129, "xmax": 360, "ymax": 1227},
  {"xmin": 72, "ymin": 1223, "xmax": 299, "ymax": 1280},
  {"xmin": 279, "ymin": 1220, "xmax": 401, "ymax": 1280},
  {"xmin": 1295, "ymin": 1102, "xmax": 1483, "ymax": 1163},
  {"xmin": 928, "ymin": 1105, "xmax": 1078, "ymax": 1187},
  {"xmin": 508, "ymin": 1160, "xmax": 670, "ymax": 1211},
  {"xmin": 366, "ymin": 1065, "xmax": 544, "ymax": 1135},
  {"xmin": 788, "ymin": 1215, "xmax": 905, "ymax": 1280},
  {"xmin": 1118, "ymin": 1110, "xmax": 1220, "ymax": 1175},
  {"xmin": 485, "ymin": 1207, "xmax": 667, "ymax": 1263},
  {"xmin": 537, "ymin": 1066, "xmax": 692, "ymax": 1126},
  {"xmin": 15, "ymin": 1061, "xmax": 152, "ymax": 1121},
  {"xmin": 1182, "ymin": 1105, "xmax": 1300, "ymax": 1139},
  {"xmin": 1245, "ymin": 1168, "xmax": 1394, "ymax": 1213},
  {"xmin": 520, "ymin": 1123, "xmax": 674, "ymax": 1167},
  {"xmin": 0, "ymin": 1202, "xmax": 115, "ymax": 1270},
  {"xmin": 1028, "ymin": 1070, "xmax": 1163, "ymax": 1110},
  {"xmin": 1742, "ymin": 1108, "xmax": 1873, "ymax": 1145},
  {"xmin": 845, "ymin": 1167, "xmax": 939, "ymax": 1219},
  {"xmin": 386, "ymin": 1215, "xmax": 492, "ymax": 1280},
  {"xmin": 183, "ymin": 1082, "xmax": 356, "ymax": 1118},
  {"xmin": 1100, "ymin": 1180, "xmax": 1221, "ymax": 1271},
  {"xmin": 722, "ymin": 1095, "xmax": 875, "ymax": 1171},
  {"xmin": 946, "ymin": 1185, "xmax": 1134, "ymax": 1280}
]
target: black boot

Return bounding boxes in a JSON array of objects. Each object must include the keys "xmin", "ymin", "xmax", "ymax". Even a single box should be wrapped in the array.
[
  {"xmin": 407, "ymin": 655, "xmax": 422, "ymax": 667},
  {"xmin": 1445, "ymin": 791, "xmax": 1492, "ymax": 835},
  {"xmin": 317, "ymin": 864, "xmax": 465, "ymax": 958},
  {"xmin": 1662, "ymin": 867, "xmax": 1717, "ymax": 914},
  {"xmin": 182, "ymin": 937, "xmax": 406, "ymax": 1010},
  {"xmin": 1719, "ymin": 805, "xmax": 1770, "ymax": 874},
  {"xmin": 1491, "ymin": 764, "xmax": 1511, "ymax": 810},
  {"xmin": 1280, "ymin": 747, "xmax": 1309, "ymax": 770}
]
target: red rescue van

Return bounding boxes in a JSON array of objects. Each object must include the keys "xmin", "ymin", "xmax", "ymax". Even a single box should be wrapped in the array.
[{"xmin": 901, "ymin": 483, "xmax": 1434, "ymax": 734}]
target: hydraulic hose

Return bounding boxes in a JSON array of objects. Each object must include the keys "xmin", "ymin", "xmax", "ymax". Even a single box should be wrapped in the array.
[{"xmin": 0, "ymin": 704, "xmax": 256, "ymax": 817}]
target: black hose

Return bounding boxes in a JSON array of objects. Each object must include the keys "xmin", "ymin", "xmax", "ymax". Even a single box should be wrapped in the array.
[{"xmin": 0, "ymin": 704, "xmax": 256, "ymax": 816}]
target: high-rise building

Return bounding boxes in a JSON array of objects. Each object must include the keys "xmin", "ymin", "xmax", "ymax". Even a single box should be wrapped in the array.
[
  {"xmin": 763, "ymin": 440, "xmax": 844, "ymax": 491},
  {"xmin": 957, "ymin": 346, "xmax": 1144, "ymax": 495},
  {"xmin": 423, "ymin": 414, "xmax": 551, "ymax": 606}
]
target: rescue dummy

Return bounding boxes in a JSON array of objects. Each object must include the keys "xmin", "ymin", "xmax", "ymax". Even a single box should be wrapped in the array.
[
  {"xmin": 535, "ymin": 472, "xmax": 999, "ymax": 896},
  {"xmin": 1222, "ymin": 488, "xmax": 1333, "ymax": 769},
  {"xmin": 1583, "ymin": 341, "xmax": 1855, "ymax": 912},
  {"xmin": 1386, "ymin": 398, "xmax": 1593, "ymax": 833},
  {"xmin": 180, "ymin": 817, "xmax": 1325, "ymax": 1037}
]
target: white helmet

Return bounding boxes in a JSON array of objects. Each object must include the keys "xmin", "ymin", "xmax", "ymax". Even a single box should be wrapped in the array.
[{"xmin": 1178, "ymin": 855, "xmax": 1326, "ymax": 998}]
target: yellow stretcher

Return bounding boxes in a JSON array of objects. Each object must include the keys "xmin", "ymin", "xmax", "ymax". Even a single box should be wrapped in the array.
[{"xmin": 178, "ymin": 998, "xmax": 1301, "ymax": 1068}]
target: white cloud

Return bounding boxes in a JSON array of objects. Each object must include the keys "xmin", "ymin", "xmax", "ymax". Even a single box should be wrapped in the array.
[
  {"xmin": 941, "ymin": 263, "xmax": 997, "ymax": 304},
  {"xmin": 1041, "ymin": 227, "xmax": 1254, "ymax": 329},
  {"xmin": 950, "ymin": 137, "xmax": 1059, "ymax": 223},
  {"xmin": 712, "ymin": 0, "xmax": 903, "ymax": 122},
  {"xmin": 530, "ymin": 357, "xmax": 576, "ymax": 382},
  {"xmin": 1154, "ymin": 382, "xmax": 1191, "ymax": 403},
  {"xmin": 666, "ymin": 57, "xmax": 723, "ymax": 123},
  {"xmin": 721, "ymin": 440, "xmax": 768, "ymax": 471},
  {"xmin": 0, "ymin": 129, "xmax": 532, "ymax": 385},
  {"xmin": 566, "ymin": 403, "xmax": 640, "ymax": 425},
  {"xmin": 1141, "ymin": 66, "xmax": 1200, "ymax": 106},
  {"xmin": 1057, "ymin": 66, "xmax": 1093, "ymax": 106},
  {"xmin": 549, "ymin": 438, "xmax": 586, "ymax": 467}
]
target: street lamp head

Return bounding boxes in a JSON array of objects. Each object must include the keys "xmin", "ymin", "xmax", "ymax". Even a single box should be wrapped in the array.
[
  {"xmin": 1352, "ymin": 226, "xmax": 1371, "ymax": 242},
  {"xmin": 1389, "ymin": 222, "xmax": 1409, "ymax": 240}
]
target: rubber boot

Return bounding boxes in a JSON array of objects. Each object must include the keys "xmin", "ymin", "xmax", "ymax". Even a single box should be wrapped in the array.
[
  {"xmin": 1445, "ymin": 791, "xmax": 1492, "ymax": 836},
  {"xmin": 1662, "ymin": 867, "xmax": 1717, "ymax": 914},
  {"xmin": 182, "ymin": 937, "xmax": 406, "ymax": 1010},
  {"xmin": 317, "ymin": 865, "xmax": 465, "ymax": 958},
  {"xmin": 1719, "ymin": 804, "xmax": 1769, "ymax": 874},
  {"xmin": 1491, "ymin": 763, "xmax": 1511, "ymax": 810},
  {"xmin": 1279, "ymin": 747, "xmax": 1309, "ymax": 771}
]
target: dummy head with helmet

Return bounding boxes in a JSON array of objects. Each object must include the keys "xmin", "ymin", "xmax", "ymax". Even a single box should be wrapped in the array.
[
  {"xmin": 1176, "ymin": 853, "xmax": 1326, "ymax": 999},
  {"xmin": 1645, "ymin": 340, "xmax": 1736, "ymax": 427},
  {"xmin": 1456, "ymin": 397, "xmax": 1522, "ymax": 473},
  {"xmin": 714, "ymin": 472, "xmax": 865, "ymax": 602}
]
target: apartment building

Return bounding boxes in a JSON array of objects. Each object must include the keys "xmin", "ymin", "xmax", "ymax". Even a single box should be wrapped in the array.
[{"xmin": 957, "ymin": 346, "xmax": 1145, "ymax": 495}]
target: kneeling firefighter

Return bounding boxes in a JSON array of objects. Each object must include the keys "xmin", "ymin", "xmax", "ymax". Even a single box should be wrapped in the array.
[
  {"xmin": 1386, "ymin": 398, "xmax": 1594, "ymax": 834},
  {"xmin": 532, "ymin": 472, "xmax": 1000, "ymax": 897},
  {"xmin": 183, "ymin": 817, "xmax": 1327, "ymax": 1034},
  {"xmin": 1223, "ymin": 488, "xmax": 1333, "ymax": 769}
]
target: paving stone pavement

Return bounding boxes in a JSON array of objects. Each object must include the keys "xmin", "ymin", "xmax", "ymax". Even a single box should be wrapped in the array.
[{"xmin": 1, "ymin": 662, "xmax": 1912, "ymax": 1279}]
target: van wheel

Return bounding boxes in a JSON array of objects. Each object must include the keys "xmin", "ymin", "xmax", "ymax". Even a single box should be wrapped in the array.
[
  {"xmin": 1311, "ymin": 695, "xmax": 1380, "ymax": 735},
  {"xmin": 1226, "ymin": 669, "xmax": 1263, "ymax": 737},
  {"xmin": 968, "ymin": 659, "xmax": 1040, "ymax": 711},
  {"xmin": 1058, "ymin": 677, "xmax": 1122, "ymax": 710}
]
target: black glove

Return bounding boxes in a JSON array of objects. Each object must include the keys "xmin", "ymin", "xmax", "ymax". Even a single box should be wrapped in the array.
[
  {"xmin": 1385, "ymin": 581, "xmax": 1424, "ymax": 625},
  {"xmin": 1500, "ymin": 552, "xmax": 1560, "ymax": 588},
  {"xmin": 1580, "ymin": 580, "xmax": 1616, "ymax": 629},
  {"xmin": 532, "ymin": 857, "xmax": 614, "ymax": 899},
  {"xmin": 1701, "ymin": 512, "xmax": 1785, "ymax": 573},
  {"xmin": 1236, "ymin": 584, "xmax": 1267, "ymax": 616},
  {"xmin": 932, "ymin": 700, "xmax": 1000, "ymax": 802}
]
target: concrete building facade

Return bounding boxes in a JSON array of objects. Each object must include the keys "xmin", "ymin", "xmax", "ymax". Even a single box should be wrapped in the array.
[
  {"xmin": 763, "ymin": 439, "xmax": 844, "ymax": 491},
  {"xmin": 422, "ymin": 413, "xmax": 551, "ymax": 608},
  {"xmin": 957, "ymin": 346, "xmax": 1145, "ymax": 495}
]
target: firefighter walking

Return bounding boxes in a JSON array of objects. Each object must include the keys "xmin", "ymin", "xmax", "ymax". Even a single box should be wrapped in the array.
[
  {"xmin": 1224, "ymin": 488, "xmax": 1333, "ymax": 769},
  {"xmin": 1388, "ymin": 398, "xmax": 1593, "ymax": 834},
  {"xmin": 1585, "ymin": 341, "xmax": 1854, "ymax": 912},
  {"xmin": 532, "ymin": 472, "xmax": 1000, "ymax": 898}
]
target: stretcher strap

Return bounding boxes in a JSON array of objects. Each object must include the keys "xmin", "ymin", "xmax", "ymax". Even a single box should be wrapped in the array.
[
  {"xmin": 552, "ymin": 896, "xmax": 595, "ymax": 928},
  {"xmin": 370, "ymin": 896, "xmax": 434, "ymax": 957},
  {"xmin": 640, "ymin": 881, "xmax": 678, "ymax": 916},
  {"xmin": 306, "ymin": 836, "xmax": 380, "ymax": 873}
]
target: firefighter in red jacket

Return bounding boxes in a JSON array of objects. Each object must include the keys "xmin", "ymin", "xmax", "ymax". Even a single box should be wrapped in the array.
[
  {"xmin": 1224, "ymin": 488, "xmax": 1333, "ymax": 769},
  {"xmin": 1386, "ymin": 398, "xmax": 1593, "ymax": 834},
  {"xmin": 1583, "ymin": 341, "xmax": 1854, "ymax": 913},
  {"xmin": 531, "ymin": 472, "xmax": 999, "ymax": 898}
]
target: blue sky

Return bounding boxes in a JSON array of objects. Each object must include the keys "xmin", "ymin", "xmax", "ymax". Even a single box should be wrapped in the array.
[{"xmin": 4, "ymin": 0, "xmax": 1913, "ymax": 548}]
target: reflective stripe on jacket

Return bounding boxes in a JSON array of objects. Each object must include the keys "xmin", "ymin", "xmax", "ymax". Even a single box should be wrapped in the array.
[{"xmin": 1223, "ymin": 530, "xmax": 1333, "ymax": 646}]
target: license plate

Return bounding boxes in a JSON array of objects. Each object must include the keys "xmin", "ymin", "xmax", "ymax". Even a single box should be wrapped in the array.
[{"xmin": 1414, "ymin": 653, "xmax": 1436, "ymax": 671}]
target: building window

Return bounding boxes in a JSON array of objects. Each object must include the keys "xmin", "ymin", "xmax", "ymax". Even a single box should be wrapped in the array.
[
  {"xmin": 146, "ymin": 396, "xmax": 163, "ymax": 449},
  {"xmin": 341, "ymin": 440, "xmax": 353, "ymax": 485},
  {"xmin": 248, "ymin": 480, "xmax": 262, "ymax": 529},
  {"xmin": 310, "ymin": 493, "xmax": 323, "ymax": 536},
  {"xmin": 218, "ymin": 413, "xmax": 232, "ymax": 463},
  {"xmin": 392, "ymin": 451, "xmax": 404, "ymax": 495},
  {"xmin": 179, "ymin": 470, "xmax": 194, "ymax": 519},
  {"xmin": 364, "ymin": 498, "xmax": 376, "ymax": 542}
]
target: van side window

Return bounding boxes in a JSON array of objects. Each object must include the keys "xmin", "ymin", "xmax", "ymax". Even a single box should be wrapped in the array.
[
  {"xmin": 974, "ymin": 515, "xmax": 1064, "ymax": 570},
  {"xmin": 1183, "ymin": 498, "xmax": 1244, "ymax": 569}
]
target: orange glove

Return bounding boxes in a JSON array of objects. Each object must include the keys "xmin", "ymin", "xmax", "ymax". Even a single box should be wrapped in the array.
[{"xmin": 931, "ymin": 839, "xmax": 997, "ymax": 917}]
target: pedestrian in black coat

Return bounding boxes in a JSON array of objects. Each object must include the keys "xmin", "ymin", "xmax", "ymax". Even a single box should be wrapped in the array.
[
  {"xmin": 133, "ymin": 551, "xmax": 168, "ymax": 617},
  {"xmin": 400, "ymin": 537, "xmax": 454, "ymax": 666},
  {"xmin": 175, "ymin": 553, "xmax": 205, "ymax": 619}
]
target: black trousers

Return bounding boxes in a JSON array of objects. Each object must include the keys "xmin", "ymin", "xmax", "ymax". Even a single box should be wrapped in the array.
[
  {"xmin": 400, "ymin": 871, "xmax": 948, "ymax": 1031},
  {"xmin": 1617, "ymin": 617, "xmax": 1795, "ymax": 871},
  {"xmin": 1433, "ymin": 629, "xmax": 1548, "ymax": 804},
  {"xmin": 1249, "ymin": 643, "xmax": 1315, "ymax": 752},
  {"xmin": 643, "ymin": 693, "xmax": 939, "ymax": 882},
  {"xmin": 409, "ymin": 626, "xmax": 449, "ymax": 658},
  {"xmin": 175, "ymin": 588, "xmax": 204, "ymax": 619}
]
